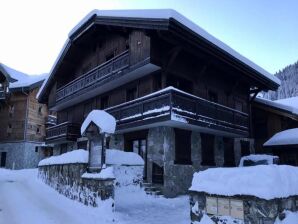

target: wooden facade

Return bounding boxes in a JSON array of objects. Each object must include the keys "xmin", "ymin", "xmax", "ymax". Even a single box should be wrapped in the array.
[
  {"xmin": 0, "ymin": 85, "xmax": 47, "ymax": 142},
  {"xmin": 252, "ymin": 99, "xmax": 298, "ymax": 165},
  {"xmin": 38, "ymin": 11, "xmax": 279, "ymax": 146}
]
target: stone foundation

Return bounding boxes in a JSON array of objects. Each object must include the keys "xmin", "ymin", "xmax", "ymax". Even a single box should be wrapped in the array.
[
  {"xmin": 190, "ymin": 191, "xmax": 298, "ymax": 224},
  {"xmin": 38, "ymin": 164, "xmax": 115, "ymax": 207},
  {"xmin": 0, "ymin": 142, "xmax": 42, "ymax": 169}
]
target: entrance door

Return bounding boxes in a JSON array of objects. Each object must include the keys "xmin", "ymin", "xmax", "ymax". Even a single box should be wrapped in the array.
[
  {"xmin": 1, "ymin": 152, "xmax": 7, "ymax": 167},
  {"xmin": 152, "ymin": 162, "xmax": 164, "ymax": 184}
]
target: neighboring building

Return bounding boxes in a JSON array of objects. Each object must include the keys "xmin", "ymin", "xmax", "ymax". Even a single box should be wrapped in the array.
[
  {"xmin": 252, "ymin": 96, "xmax": 298, "ymax": 165},
  {"xmin": 37, "ymin": 9, "xmax": 279, "ymax": 197},
  {"xmin": 0, "ymin": 63, "xmax": 48, "ymax": 169}
]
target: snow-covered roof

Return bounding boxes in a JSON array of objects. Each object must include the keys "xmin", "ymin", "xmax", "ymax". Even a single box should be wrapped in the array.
[
  {"xmin": 254, "ymin": 96, "xmax": 298, "ymax": 116},
  {"xmin": 264, "ymin": 128, "xmax": 298, "ymax": 146},
  {"xmin": 81, "ymin": 110, "xmax": 116, "ymax": 135},
  {"xmin": 239, "ymin": 154, "xmax": 279, "ymax": 167},
  {"xmin": 0, "ymin": 63, "xmax": 47, "ymax": 89},
  {"xmin": 275, "ymin": 97, "xmax": 298, "ymax": 113},
  {"xmin": 38, "ymin": 9, "xmax": 279, "ymax": 102},
  {"xmin": 106, "ymin": 149, "xmax": 144, "ymax": 166},
  {"xmin": 189, "ymin": 165, "xmax": 298, "ymax": 200}
]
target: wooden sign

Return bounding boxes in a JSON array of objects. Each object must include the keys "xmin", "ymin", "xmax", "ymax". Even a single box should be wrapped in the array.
[
  {"xmin": 206, "ymin": 196, "xmax": 217, "ymax": 215},
  {"xmin": 230, "ymin": 199, "xmax": 244, "ymax": 220}
]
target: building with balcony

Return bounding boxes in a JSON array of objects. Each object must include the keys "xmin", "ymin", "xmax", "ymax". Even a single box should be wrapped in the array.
[
  {"xmin": 0, "ymin": 63, "xmax": 49, "ymax": 169},
  {"xmin": 37, "ymin": 9, "xmax": 280, "ymax": 197}
]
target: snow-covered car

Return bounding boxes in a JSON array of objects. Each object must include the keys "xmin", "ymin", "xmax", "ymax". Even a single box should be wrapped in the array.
[{"xmin": 239, "ymin": 154, "xmax": 279, "ymax": 167}]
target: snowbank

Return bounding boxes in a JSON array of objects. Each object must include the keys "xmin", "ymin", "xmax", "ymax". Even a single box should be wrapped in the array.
[
  {"xmin": 275, "ymin": 210, "xmax": 298, "ymax": 224},
  {"xmin": 39, "ymin": 148, "xmax": 144, "ymax": 167},
  {"xmin": 106, "ymin": 149, "xmax": 144, "ymax": 166},
  {"xmin": 190, "ymin": 165, "xmax": 298, "ymax": 200},
  {"xmin": 81, "ymin": 167, "xmax": 115, "ymax": 179},
  {"xmin": 81, "ymin": 110, "xmax": 116, "ymax": 135},
  {"xmin": 38, "ymin": 149, "xmax": 88, "ymax": 166},
  {"xmin": 264, "ymin": 128, "xmax": 298, "ymax": 146},
  {"xmin": 239, "ymin": 154, "xmax": 279, "ymax": 167}
]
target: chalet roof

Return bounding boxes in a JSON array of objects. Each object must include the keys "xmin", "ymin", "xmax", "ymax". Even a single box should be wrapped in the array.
[
  {"xmin": 254, "ymin": 96, "xmax": 298, "ymax": 120},
  {"xmin": 0, "ymin": 63, "xmax": 47, "ymax": 91},
  {"xmin": 37, "ymin": 9, "xmax": 280, "ymax": 102}
]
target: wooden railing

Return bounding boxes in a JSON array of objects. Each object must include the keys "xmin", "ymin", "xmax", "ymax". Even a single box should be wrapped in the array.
[
  {"xmin": 56, "ymin": 50, "xmax": 130, "ymax": 102},
  {"xmin": 106, "ymin": 88, "xmax": 249, "ymax": 135},
  {"xmin": 46, "ymin": 122, "xmax": 80, "ymax": 142}
]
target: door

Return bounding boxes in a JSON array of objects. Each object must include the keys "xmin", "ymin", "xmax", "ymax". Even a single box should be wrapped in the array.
[
  {"xmin": 132, "ymin": 139, "xmax": 147, "ymax": 179},
  {"xmin": 1, "ymin": 152, "xmax": 7, "ymax": 167},
  {"xmin": 152, "ymin": 162, "xmax": 164, "ymax": 184}
]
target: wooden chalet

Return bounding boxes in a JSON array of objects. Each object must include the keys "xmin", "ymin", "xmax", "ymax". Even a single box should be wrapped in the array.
[
  {"xmin": 252, "ymin": 97, "xmax": 298, "ymax": 165},
  {"xmin": 38, "ymin": 9, "xmax": 280, "ymax": 197},
  {"xmin": 0, "ymin": 63, "xmax": 49, "ymax": 169}
]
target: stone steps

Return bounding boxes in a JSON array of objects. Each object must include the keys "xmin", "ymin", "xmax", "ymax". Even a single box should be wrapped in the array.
[{"xmin": 142, "ymin": 182, "xmax": 163, "ymax": 197}]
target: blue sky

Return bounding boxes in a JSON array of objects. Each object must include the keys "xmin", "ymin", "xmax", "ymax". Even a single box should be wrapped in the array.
[{"xmin": 0, "ymin": 0, "xmax": 297, "ymax": 75}]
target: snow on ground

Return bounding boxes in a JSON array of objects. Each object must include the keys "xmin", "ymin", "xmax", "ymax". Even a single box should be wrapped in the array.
[
  {"xmin": 0, "ymin": 168, "xmax": 189, "ymax": 224},
  {"xmin": 190, "ymin": 165, "xmax": 298, "ymax": 200},
  {"xmin": 275, "ymin": 210, "xmax": 298, "ymax": 224}
]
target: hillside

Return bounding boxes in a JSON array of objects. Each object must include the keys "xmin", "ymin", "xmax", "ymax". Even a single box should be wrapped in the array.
[{"xmin": 264, "ymin": 60, "xmax": 298, "ymax": 100}]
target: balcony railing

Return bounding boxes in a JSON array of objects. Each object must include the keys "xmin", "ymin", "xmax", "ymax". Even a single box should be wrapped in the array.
[
  {"xmin": 56, "ymin": 50, "xmax": 130, "ymax": 103},
  {"xmin": 106, "ymin": 87, "xmax": 249, "ymax": 136},
  {"xmin": 46, "ymin": 122, "xmax": 80, "ymax": 143}
]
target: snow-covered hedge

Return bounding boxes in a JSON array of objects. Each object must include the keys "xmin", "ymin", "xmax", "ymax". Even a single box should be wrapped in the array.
[
  {"xmin": 190, "ymin": 165, "xmax": 298, "ymax": 200},
  {"xmin": 106, "ymin": 149, "xmax": 144, "ymax": 166},
  {"xmin": 39, "ymin": 148, "xmax": 144, "ymax": 166},
  {"xmin": 38, "ymin": 149, "xmax": 88, "ymax": 166}
]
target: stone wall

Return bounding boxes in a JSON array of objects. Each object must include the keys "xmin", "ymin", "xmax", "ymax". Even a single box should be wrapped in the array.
[
  {"xmin": 38, "ymin": 163, "xmax": 115, "ymax": 207},
  {"xmin": 0, "ymin": 142, "xmax": 42, "ymax": 169},
  {"xmin": 190, "ymin": 191, "xmax": 298, "ymax": 224}
]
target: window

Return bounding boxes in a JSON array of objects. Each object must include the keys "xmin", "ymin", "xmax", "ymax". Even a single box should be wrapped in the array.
[
  {"xmin": 126, "ymin": 87, "xmax": 137, "ymax": 101},
  {"xmin": 174, "ymin": 129, "xmax": 191, "ymax": 164},
  {"xmin": 201, "ymin": 133, "xmax": 215, "ymax": 166},
  {"xmin": 78, "ymin": 141, "xmax": 88, "ymax": 150},
  {"xmin": 9, "ymin": 104, "xmax": 14, "ymax": 117},
  {"xmin": 223, "ymin": 138, "xmax": 235, "ymax": 167},
  {"xmin": 166, "ymin": 74, "xmax": 193, "ymax": 93},
  {"xmin": 60, "ymin": 144, "xmax": 67, "ymax": 155},
  {"xmin": 240, "ymin": 140, "xmax": 250, "ymax": 157},
  {"xmin": 208, "ymin": 90, "xmax": 218, "ymax": 103},
  {"xmin": 36, "ymin": 125, "xmax": 41, "ymax": 134},
  {"xmin": 38, "ymin": 106, "xmax": 42, "ymax": 114},
  {"xmin": 35, "ymin": 147, "xmax": 39, "ymax": 153},
  {"xmin": 100, "ymin": 96, "xmax": 109, "ymax": 110}
]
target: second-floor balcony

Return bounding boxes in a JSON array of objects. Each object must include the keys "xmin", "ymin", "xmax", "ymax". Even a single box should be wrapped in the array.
[
  {"xmin": 106, "ymin": 87, "xmax": 249, "ymax": 137},
  {"xmin": 53, "ymin": 50, "xmax": 159, "ymax": 110},
  {"xmin": 46, "ymin": 122, "xmax": 80, "ymax": 144}
]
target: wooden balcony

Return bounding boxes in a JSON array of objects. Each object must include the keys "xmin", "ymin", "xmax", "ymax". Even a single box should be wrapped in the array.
[
  {"xmin": 106, "ymin": 87, "xmax": 249, "ymax": 137},
  {"xmin": 53, "ymin": 50, "xmax": 159, "ymax": 110},
  {"xmin": 46, "ymin": 122, "xmax": 80, "ymax": 144}
]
